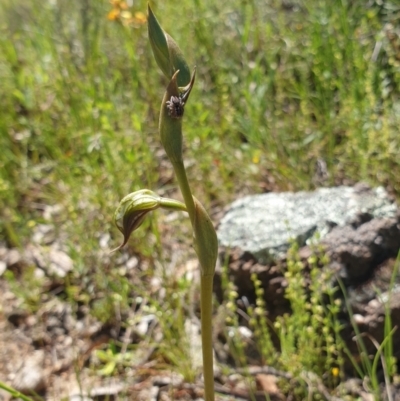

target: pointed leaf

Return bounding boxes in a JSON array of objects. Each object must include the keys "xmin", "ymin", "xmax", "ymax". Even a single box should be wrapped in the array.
[
  {"xmin": 148, "ymin": 5, "xmax": 171, "ymax": 78},
  {"xmin": 192, "ymin": 197, "xmax": 218, "ymax": 277},
  {"xmin": 148, "ymin": 5, "xmax": 191, "ymax": 86}
]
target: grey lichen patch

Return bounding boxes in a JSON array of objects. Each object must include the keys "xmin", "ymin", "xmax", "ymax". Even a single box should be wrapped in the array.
[{"xmin": 217, "ymin": 185, "xmax": 397, "ymax": 264}]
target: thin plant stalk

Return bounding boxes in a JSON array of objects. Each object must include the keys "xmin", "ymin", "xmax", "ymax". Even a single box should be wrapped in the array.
[
  {"xmin": 0, "ymin": 381, "xmax": 37, "ymax": 401},
  {"xmin": 173, "ymin": 158, "xmax": 215, "ymax": 400},
  {"xmin": 172, "ymin": 160, "xmax": 196, "ymax": 224},
  {"xmin": 172, "ymin": 140, "xmax": 216, "ymax": 401},
  {"xmin": 113, "ymin": 6, "xmax": 218, "ymax": 400},
  {"xmin": 200, "ymin": 274, "xmax": 215, "ymax": 401}
]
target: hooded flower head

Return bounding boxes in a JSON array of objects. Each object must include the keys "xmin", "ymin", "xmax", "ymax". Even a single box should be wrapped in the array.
[{"xmin": 112, "ymin": 189, "xmax": 186, "ymax": 252}]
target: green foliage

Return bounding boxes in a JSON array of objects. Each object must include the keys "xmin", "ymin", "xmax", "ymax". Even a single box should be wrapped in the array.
[
  {"xmin": 247, "ymin": 273, "xmax": 276, "ymax": 366},
  {"xmin": 4, "ymin": 266, "xmax": 44, "ymax": 313},
  {"xmin": 95, "ymin": 341, "xmax": 136, "ymax": 376},
  {"xmin": 220, "ymin": 260, "xmax": 248, "ymax": 368},
  {"xmin": 0, "ymin": 381, "xmax": 37, "ymax": 401},
  {"xmin": 339, "ymin": 254, "xmax": 400, "ymax": 400},
  {"xmin": 218, "ymin": 241, "xmax": 346, "ymax": 397},
  {"xmin": 219, "ymin": 242, "xmax": 399, "ymax": 399},
  {"xmin": 2, "ymin": 0, "xmax": 400, "ymax": 248},
  {"xmin": 151, "ymin": 289, "xmax": 198, "ymax": 383},
  {"xmin": 275, "ymin": 242, "xmax": 344, "ymax": 389}
]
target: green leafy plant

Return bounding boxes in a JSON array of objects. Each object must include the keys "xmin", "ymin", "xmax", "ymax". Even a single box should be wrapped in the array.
[
  {"xmin": 275, "ymin": 241, "xmax": 345, "ymax": 391},
  {"xmin": 112, "ymin": 6, "xmax": 218, "ymax": 400},
  {"xmin": 3, "ymin": 266, "xmax": 44, "ymax": 313},
  {"xmin": 95, "ymin": 341, "xmax": 136, "ymax": 376}
]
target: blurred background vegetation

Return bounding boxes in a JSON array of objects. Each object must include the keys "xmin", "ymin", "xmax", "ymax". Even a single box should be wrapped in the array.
[
  {"xmin": 1, "ymin": 0, "xmax": 400, "ymax": 396},
  {"xmin": 1, "ymin": 0, "xmax": 400, "ymax": 249}
]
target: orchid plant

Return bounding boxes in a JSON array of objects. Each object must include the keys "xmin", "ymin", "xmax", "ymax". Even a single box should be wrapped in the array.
[{"xmin": 113, "ymin": 6, "xmax": 218, "ymax": 401}]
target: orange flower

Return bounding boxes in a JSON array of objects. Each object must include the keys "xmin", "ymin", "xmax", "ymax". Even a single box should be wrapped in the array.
[
  {"xmin": 133, "ymin": 11, "xmax": 147, "ymax": 24},
  {"xmin": 109, "ymin": 0, "xmax": 128, "ymax": 9},
  {"xmin": 107, "ymin": 8, "xmax": 120, "ymax": 21},
  {"xmin": 107, "ymin": 0, "xmax": 146, "ymax": 26}
]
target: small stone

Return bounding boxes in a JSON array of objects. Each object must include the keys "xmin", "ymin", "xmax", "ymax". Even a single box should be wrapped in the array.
[
  {"xmin": 126, "ymin": 256, "xmax": 139, "ymax": 270},
  {"xmin": 43, "ymin": 204, "xmax": 62, "ymax": 221},
  {"xmin": 153, "ymin": 373, "xmax": 184, "ymax": 387},
  {"xmin": 34, "ymin": 268, "xmax": 45, "ymax": 279},
  {"xmin": 184, "ymin": 319, "xmax": 203, "ymax": 370},
  {"xmin": 25, "ymin": 315, "xmax": 37, "ymax": 327},
  {"xmin": 0, "ymin": 261, "xmax": 6, "ymax": 276},
  {"xmin": 367, "ymin": 299, "xmax": 381, "ymax": 309},
  {"xmin": 69, "ymin": 396, "xmax": 93, "ymax": 401},
  {"xmin": 353, "ymin": 314, "xmax": 365, "ymax": 324},
  {"xmin": 89, "ymin": 383, "xmax": 125, "ymax": 398},
  {"xmin": 115, "ymin": 252, "xmax": 129, "ymax": 265},
  {"xmin": 48, "ymin": 249, "xmax": 73, "ymax": 277},
  {"xmin": 256, "ymin": 373, "xmax": 284, "ymax": 399},
  {"xmin": 135, "ymin": 314, "xmax": 156, "ymax": 337},
  {"xmin": 12, "ymin": 350, "xmax": 46, "ymax": 394},
  {"xmin": 137, "ymin": 385, "xmax": 158, "ymax": 401},
  {"xmin": 6, "ymin": 249, "xmax": 21, "ymax": 266},
  {"xmin": 32, "ymin": 224, "xmax": 55, "ymax": 244},
  {"xmin": 99, "ymin": 233, "xmax": 111, "ymax": 249},
  {"xmin": 238, "ymin": 326, "xmax": 252, "ymax": 339},
  {"xmin": 158, "ymin": 392, "xmax": 171, "ymax": 401}
]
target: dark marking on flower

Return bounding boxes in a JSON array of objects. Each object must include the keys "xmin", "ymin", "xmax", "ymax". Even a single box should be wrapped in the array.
[{"xmin": 166, "ymin": 96, "xmax": 185, "ymax": 119}]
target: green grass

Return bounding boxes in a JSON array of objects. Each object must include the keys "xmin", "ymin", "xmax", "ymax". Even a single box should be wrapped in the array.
[
  {"xmin": 1, "ymin": 0, "xmax": 400, "ymax": 399},
  {"xmin": 2, "ymin": 0, "xmax": 400, "ymax": 245}
]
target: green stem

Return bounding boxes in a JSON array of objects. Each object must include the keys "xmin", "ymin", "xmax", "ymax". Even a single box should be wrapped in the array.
[
  {"xmin": 200, "ymin": 274, "xmax": 215, "ymax": 401},
  {"xmin": 159, "ymin": 197, "xmax": 187, "ymax": 212},
  {"xmin": 172, "ymin": 160, "xmax": 215, "ymax": 400},
  {"xmin": 172, "ymin": 160, "xmax": 196, "ymax": 223},
  {"xmin": 0, "ymin": 381, "xmax": 36, "ymax": 401}
]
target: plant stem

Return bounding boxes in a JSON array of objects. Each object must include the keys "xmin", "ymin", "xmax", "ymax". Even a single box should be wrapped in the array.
[
  {"xmin": 200, "ymin": 273, "xmax": 215, "ymax": 401},
  {"xmin": 172, "ymin": 160, "xmax": 196, "ymax": 223},
  {"xmin": 0, "ymin": 381, "xmax": 36, "ymax": 401},
  {"xmin": 172, "ymin": 160, "xmax": 215, "ymax": 400}
]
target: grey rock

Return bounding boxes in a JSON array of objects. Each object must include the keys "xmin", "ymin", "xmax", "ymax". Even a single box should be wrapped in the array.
[
  {"xmin": 322, "ymin": 216, "xmax": 400, "ymax": 285},
  {"xmin": 215, "ymin": 184, "xmax": 400, "ymax": 376},
  {"xmin": 218, "ymin": 184, "xmax": 397, "ymax": 264}
]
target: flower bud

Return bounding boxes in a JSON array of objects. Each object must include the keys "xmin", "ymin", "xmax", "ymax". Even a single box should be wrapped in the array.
[
  {"xmin": 148, "ymin": 5, "xmax": 191, "ymax": 86},
  {"xmin": 159, "ymin": 69, "xmax": 195, "ymax": 162},
  {"xmin": 112, "ymin": 189, "xmax": 186, "ymax": 251}
]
